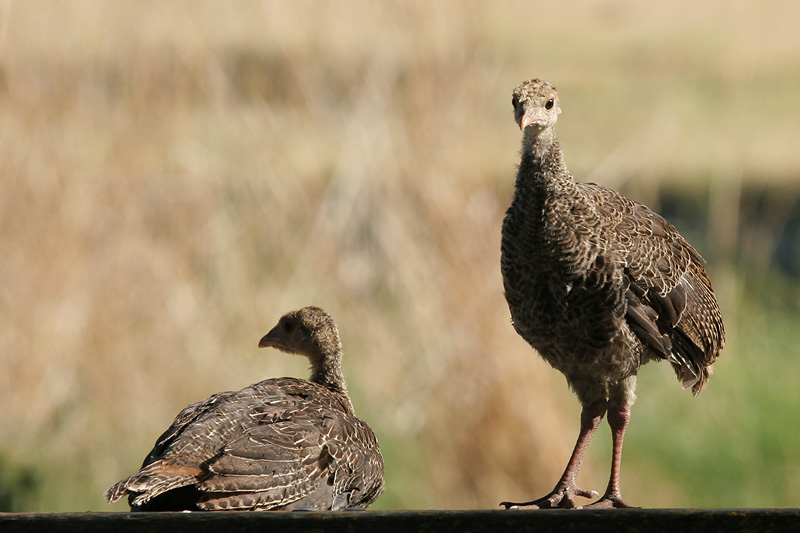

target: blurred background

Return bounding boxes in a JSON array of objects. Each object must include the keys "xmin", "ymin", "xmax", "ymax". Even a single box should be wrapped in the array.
[{"xmin": 1, "ymin": 0, "xmax": 799, "ymax": 512}]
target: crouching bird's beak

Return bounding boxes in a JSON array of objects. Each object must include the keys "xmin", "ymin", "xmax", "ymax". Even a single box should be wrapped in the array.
[{"xmin": 258, "ymin": 327, "xmax": 279, "ymax": 348}]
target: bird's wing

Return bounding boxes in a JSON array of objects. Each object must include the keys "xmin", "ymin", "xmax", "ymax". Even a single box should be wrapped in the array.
[
  {"xmin": 106, "ymin": 379, "xmax": 319, "ymax": 506},
  {"xmin": 197, "ymin": 397, "xmax": 382, "ymax": 510},
  {"xmin": 581, "ymin": 184, "xmax": 725, "ymax": 393},
  {"xmin": 196, "ymin": 399, "xmax": 335, "ymax": 510}
]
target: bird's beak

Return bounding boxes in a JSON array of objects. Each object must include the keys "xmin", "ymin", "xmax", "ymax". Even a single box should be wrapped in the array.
[
  {"xmin": 519, "ymin": 108, "xmax": 547, "ymax": 131},
  {"xmin": 258, "ymin": 326, "xmax": 280, "ymax": 348}
]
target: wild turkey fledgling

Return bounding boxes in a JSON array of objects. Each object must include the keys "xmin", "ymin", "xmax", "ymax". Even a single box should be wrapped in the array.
[
  {"xmin": 106, "ymin": 306, "xmax": 384, "ymax": 511},
  {"xmin": 500, "ymin": 79, "xmax": 724, "ymax": 509}
]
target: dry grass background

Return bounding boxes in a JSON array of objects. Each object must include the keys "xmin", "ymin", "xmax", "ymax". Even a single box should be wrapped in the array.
[{"xmin": 1, "ymin": 0, "xmax": 799, "ymax": 511}]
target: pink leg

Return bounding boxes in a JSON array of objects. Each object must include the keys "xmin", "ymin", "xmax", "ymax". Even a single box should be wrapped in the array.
[
  {"xmin": 501, "ymin": 400, "xmax": 605, "ymax": 509},
  {"xmin": 582, "ymin": 406, "xmax": 637, "ymax": 509}
]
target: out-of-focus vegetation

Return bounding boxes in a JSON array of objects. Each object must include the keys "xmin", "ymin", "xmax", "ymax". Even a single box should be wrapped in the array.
[{"xmin": 0, "ymin": 0, "xmax": 798, "ymax": 511}]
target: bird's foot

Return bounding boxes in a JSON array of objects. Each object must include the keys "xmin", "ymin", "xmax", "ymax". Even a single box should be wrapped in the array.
[
  {"xmin": 580, "ymin": 492, "xmax": 637, "ymax": 509},
  {"xmin": 501, "ymin": 484, "xmax": 599, "ymax": 510}
]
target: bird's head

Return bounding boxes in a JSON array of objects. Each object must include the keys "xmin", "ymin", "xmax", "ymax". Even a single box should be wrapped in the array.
[
  {"xmin": 512, "ymin": 78, "xmax": 561, "ymax": 136},
  {"xmin": 259, "ymin": 306, "xmax": 348, "ymax": 393},
  {"xmin": 258, "ymin": 306, "xmax": 340, "ymax": 362}
]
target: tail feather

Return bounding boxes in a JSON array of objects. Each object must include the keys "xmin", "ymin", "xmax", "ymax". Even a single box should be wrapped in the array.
[{"xmin": 105, "ymin": 460, "xmax": 203, "ymax": 507}]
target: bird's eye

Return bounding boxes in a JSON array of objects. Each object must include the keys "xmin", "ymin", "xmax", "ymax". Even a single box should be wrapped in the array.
[
  {"xmin": 511, "ymin": 96, "xmax": 518, "ymax": 108},
  {"xmin": 281, "ymin": 319, "xmax": 295, "ymax": 333},
  {"xmin": 545, "ymin": 98, "xmax": 554, "ymax": 110}
]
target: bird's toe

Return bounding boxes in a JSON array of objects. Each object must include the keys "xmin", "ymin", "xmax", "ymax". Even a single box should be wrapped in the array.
[{"xmin": 580, "ymin": 494, "xmax": 637, "ymax": 509}]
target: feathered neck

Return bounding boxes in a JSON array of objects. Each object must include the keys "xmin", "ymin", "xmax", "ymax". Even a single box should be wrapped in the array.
[
  {"xmin": 518, "ymin": 126, "xmax": 572, "ymax": 189},
  {"xmin": 308, "ymin": 333, "xmax": 354, "ymax": 414}
]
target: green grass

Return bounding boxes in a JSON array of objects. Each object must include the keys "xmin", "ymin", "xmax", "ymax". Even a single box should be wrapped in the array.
[{"xmin": 621, "ymin": 278, "xmax": 800, "ymax": 508}]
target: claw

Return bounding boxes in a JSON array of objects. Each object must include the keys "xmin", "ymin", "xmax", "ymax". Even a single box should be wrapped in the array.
[
  {"xmin": 500, "ymin": 501, "xmax": 527, "ymax": 510},
  {"xmin": 500, "ymin": 484, "xmax": 598, "ymax": 510}
]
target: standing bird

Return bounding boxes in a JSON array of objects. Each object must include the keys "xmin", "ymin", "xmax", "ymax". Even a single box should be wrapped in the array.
[
  {"xmin": 106, "ymin": 306, "xmax": 384, "ymax": 511},
  {"xmin": 500, "ymin": 79, "xmax": 724, "ymax": 509}
]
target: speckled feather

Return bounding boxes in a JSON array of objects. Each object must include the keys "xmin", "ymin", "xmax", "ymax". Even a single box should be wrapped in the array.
[
  {"xmin": 501, "ymin": 79, "xmax": 724, "ymax": 407},
  {"xmin": 105, "ymin": 307, "xmax": 384, "ymax": 511}
]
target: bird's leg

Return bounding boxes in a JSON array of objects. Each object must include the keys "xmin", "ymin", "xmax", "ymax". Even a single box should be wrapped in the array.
[
  {"xmin": 501, "ymin": 400, "xmax": 606, "ymax": 509},
  {"xmin": 582, "ymin": 406, "xmax": 636, "ymax": 509}
]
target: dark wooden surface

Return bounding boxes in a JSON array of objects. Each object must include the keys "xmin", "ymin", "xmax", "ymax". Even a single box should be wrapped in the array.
[{"xmin": 1, "ymin": 509, "xmax": 799, "ymax": 533}]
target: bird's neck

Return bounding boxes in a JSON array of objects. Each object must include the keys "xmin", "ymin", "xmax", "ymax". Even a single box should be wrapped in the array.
[
  {"xmin": 309, "ymin": 339, "xmax": 355, "ymax": 414},
  {"xmin": 518, "ymin": 127, "xmax": 572, "ymax": 191},
  {"xmin": 508, "ymin": 127, "xmax": 581, "ymax": 257}
]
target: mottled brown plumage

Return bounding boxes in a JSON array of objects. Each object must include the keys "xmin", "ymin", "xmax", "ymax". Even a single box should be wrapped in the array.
[
  {"xmin": 105, "ymin": 307, "xmax": 384, "ymax": 511},
  {"xmin": 500, "ymin": 79, "xmax": 724, "ymax": 509}
]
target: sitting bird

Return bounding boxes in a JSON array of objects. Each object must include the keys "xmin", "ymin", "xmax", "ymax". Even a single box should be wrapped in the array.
[
  {"xmin": 105, "ymin": 306, "xmax": 384, "ymax": 511},
  {"xmin": 500, "ymin": 78, "xmax": 724, "ymax": 509}
]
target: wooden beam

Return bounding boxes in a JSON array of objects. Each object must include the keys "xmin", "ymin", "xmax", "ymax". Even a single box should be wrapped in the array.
[{"xmin": 1, "ymin": 509, "xmax": 798, "ymax": 533}]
